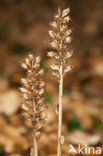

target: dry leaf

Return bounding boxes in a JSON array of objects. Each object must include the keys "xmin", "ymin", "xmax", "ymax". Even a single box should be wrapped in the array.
[
  {"xmin": 62, "ymin": 8, "xmax": 70, "ymax": 17},
  {"xmin": 64, "ymin": 65, "xmax": 72, "ymax": 74},
  {"xmin": 48, "ymin": 52, "xmax": 56, "ymax": 57},
  {"xmin": 0, "ymin": 118, "xmax": 29, "ymax": 153},
  {"xmin": 51, "ymin": 64, "xmax": 59, "ymax": 71},
  {"xmin": 0, "ymin": 90, "xmax": 21, "ymax": 115},
  {"xmin": 67, "ymin": 130, "xmax": 100, "ymax": 145}
]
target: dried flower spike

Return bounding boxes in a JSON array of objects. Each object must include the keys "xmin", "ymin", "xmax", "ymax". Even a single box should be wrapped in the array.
[
  {"xmin": 48, "ymin": 7, "xmax": 73, "ymax": 156},
  {"xmin": 20, "ymin": 54, "xmax": 47, "ymax": 156}
]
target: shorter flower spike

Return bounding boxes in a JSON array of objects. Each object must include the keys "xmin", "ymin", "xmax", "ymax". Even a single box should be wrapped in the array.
[{"xmin": 20, "ymin": 54, "xmax": 47, "ymax": 141}]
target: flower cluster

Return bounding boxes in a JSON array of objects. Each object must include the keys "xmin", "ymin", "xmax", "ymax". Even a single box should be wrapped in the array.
[
  {"xmin": 20, "ymin": 54, "xmax": 47, "ymax": 141},
  {"xmin": 48, "ymin": 7, "xmax": 73, "ymax": 81}
]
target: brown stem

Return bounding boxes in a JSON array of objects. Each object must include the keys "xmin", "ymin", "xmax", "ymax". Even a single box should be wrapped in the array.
[
  {"xmin": 57, "ymin": 64, "xmax": 63, "ymax": 156},
  {"xmin": 34, "ymin": 137, "xmax": 38, "ymax": 156},
  {"xmin": 33, "ymin": 97, "xmax": 38, "ymax": 156}
]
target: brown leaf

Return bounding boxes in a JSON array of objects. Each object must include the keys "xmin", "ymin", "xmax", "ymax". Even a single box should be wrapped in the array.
[
  {"xmin": 0, "ymin": 90, "xmax": 21, "ymax": 115},
  {"xmin": 62, "ymin": 8, "xmax": 70, "ymax": 17},
  {"xmin": 67, "ymin": 130, "xmax": 100, "ymax": 146}
]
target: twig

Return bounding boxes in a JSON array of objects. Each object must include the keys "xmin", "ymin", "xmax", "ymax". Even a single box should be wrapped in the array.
[{"xmin": 58, "ymin": 64, "xmax": 63, "ymax": 156}]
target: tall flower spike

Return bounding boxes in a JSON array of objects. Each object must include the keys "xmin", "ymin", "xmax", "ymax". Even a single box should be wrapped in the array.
[
  {"xmin": 20, "ymin": 54, "xmax": 47, "ymax": 156},
  {"xmin": 48, "ymin": 7, "xmax": 73, "ymax": 156}
]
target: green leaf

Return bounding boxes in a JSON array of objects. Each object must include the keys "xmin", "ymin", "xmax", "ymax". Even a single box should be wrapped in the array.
[
  {"xmin": 40, "ymin": 62, "xmax": 49, "ymax": 71},
  {"xmin": 63, "ymin": 89, "xmax": 69, "ymax": 95},
  {"xmin": 0, "ymin": 23, "xmax": 9, "ymax": 36},
  {"xmin": 43, "ymin": 92, "xmax": 52, "ymax": 104},
  {"xmin": 67, "ymin": 116, "xmax": 86, "ymax": 132},
  {"xmin": 0, "ymin": 145, "xmax": 4, "ymax": 152},
  {"xmin": 91, "ymin": 116, "xmax": 103, "ymax": 131},
  {"xmin": 56, "ymin": 88, "xmax": 69, "ymax": 96},
  {"xmin": 100, "ymin": 97, "xmax": 103, "ymax": 103},
  {"xmin": 91, "ymin": 116, "xmax": 98, "ymax": 122},
  {"xmin": 97, "ymin": 123, "xmax": 103, "ymax": 130},
  {"xmin": 12, "ymin": 44, "xmax": 31, "ymax": 55}
]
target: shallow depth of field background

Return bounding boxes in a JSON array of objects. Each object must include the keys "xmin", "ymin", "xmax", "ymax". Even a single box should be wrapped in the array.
[{"xmin": 0, "ymin": 0, "xmax": 103, "ymax": 156}]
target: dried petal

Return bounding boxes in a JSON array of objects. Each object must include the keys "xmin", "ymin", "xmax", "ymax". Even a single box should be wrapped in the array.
[
  {"xmin": 50, "ymin": 21, "xmax": 58, "ymax": 29},
  {"xmin": 28, "ymin": 70, "xmax": 32, "ymax": 74},
  {"xmin": 51, "ymin": 64, "xmax": 59, "ymax": 71},
  {"xmin": 60, "ymin": 135, "xmax": 65, "ymax": 144},
  {"xmin": 41, "ymin": 114, "xmax": 47, "ymax": 120},
  {"xmin": 20, "ymin": 87, "xmax": 28, "ymax": 93},
  {"xmin": 39, "ymin": 81, "xmax": 45, "ymax": 88},
  {"xmin": 64, "ymin": 65, "xmax": 72, "ymax": 74},
  {"xmin": 56, "ymin": 34, "xmax": 61, "ymax": 40},
  {"xmin": 35, "ymin": 89, "xmax": 39, "ymax": 94},
  {"xmin": 22, "ymin": 104, "xmax": 29, "ymax": 111},
  {"xmin": 39, "ymin": 88, "xmax": 44, "ymax": 95},
  {"xmin": 54, "ymin": 14, "xmax": 61, "ymax": 21},
  {"xmin": 29, "ymin": 54, "xmax": 34, "ymax": 60},
  {"xmin": 39, "ymin": 105, "xmax": 46, "ymax": 111},
  {"xmin": 21, "ymin": 63, "xmax": 28, "ymax": 69},
  {"xmin": 66, "ymin": 29, "xmax": 72, "ymax": 36},
  {"xmin": 33, "ymin": 64, "xmax": 39, "ymax": 69},
  {"xmin": 55, "ymin": 104, "xmax": 59, "ymax": 115},
  {"xmin": 21, "ymin": 78, "xmax": 27, "ymax": 86},
  {"xmin": 65, "ymin": 37, "xmax": 71, "ymax": 44},
  {"xmin": 49, "ymin": 30, "xmax": 54, "ymax": 38},
  {"xmin": 35, "ymin": 56, "xmax": 41, "ymax": 63},
  {"xmin": 48, "ymin": 51, "xmax": 56, "ymax": 57},
  {"xmin": 62, "ymin": 8, "xmax": 70, "ymax": 17},
  {"xmin": 36, "ymin": 123, "xmax": 43, "ymax": 130},
  {"xmin": 37, "ymin": 69, "xmax": 44, "ymax": 76},
  {"xmin": 63, "ymin": 16, "xmax": 70, "ymax": 23},
  {"xmin": 50, "ymin": 41, "xmax": 58, "ymax": 50},
  {"xmin": 52, "ymin": 72, "xmax": 59, "ymax": 79},
  {"xmin": 37, "ymin": 99, "xmax": 43, "ymax": 105},
  {"xmin": 22, "ymin": 112, "xmax": 30, "ymax": 118},
  {"xmin": 60, "ymin": 25, "xmax": 67, "ymax": 32},
  {"xmin": 64, "ymin": 51, "xmax": 73, "ymax": 60},
  {"xmin": 25, "ymin": 58, "xmax": 30, "ymax": 65},
  {"xmin": 22, "ymin": 93, "xmax": 28, "ymax": 99},
  {"xmin": 55, "ymin": 55, "xmax": 60, "ymax": 59},
  {"xmin": 58, "ymin": 6, "xmax": 61, "ymax": 15}
]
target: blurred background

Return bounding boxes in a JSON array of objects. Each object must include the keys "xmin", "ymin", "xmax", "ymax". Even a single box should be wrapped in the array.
[{"xmin": 0, "ymin": 0, "xmax": 103, "ymax": 156}]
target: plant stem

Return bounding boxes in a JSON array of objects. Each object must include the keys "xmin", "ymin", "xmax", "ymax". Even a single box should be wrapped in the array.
[
  {"xmin": 33, "ymin": 96, "xmax": 38, "ymax": 156},
  {"xmin": 34, "ymin": 137, "xmax": 38, "ymax": 156},
  {"xmin": 57, "ymin": 64, "xmax": 63, "ymax": 156}
]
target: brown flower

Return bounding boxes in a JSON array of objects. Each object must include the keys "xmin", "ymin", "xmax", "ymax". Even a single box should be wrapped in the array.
[
  {"xmin": 20, "ymin": 54, "xmax": 47, "ymax": 141},
  {"xmin": 48, "ymin": 7, "xmax": 73, "ymax": 80},
  {"xmin": 48, "ymin": 7, "xmax": 73, "ymax": 156}
]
